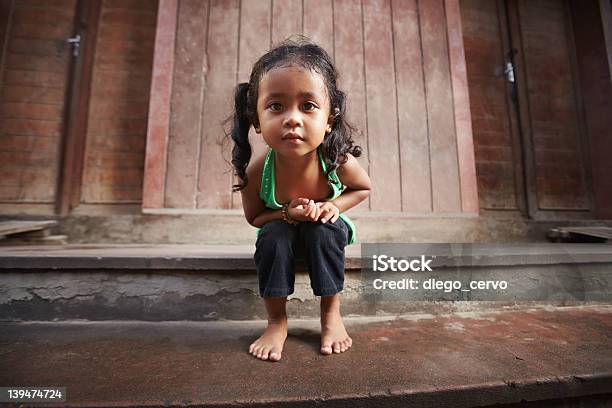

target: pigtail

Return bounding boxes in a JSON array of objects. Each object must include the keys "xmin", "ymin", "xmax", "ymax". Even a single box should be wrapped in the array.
[{"xmin": 230, "ymin": 82, "xmax": 252, "ymax": 191}]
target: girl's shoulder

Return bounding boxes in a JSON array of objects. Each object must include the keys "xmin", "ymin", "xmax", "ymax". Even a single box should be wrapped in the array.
[
  {"xmin": 335, "ymin": 152, "xmax": 357, "ymax": 175},
  {"xmin": 245, "ymin": 150, "xmax": 268, "ymax": 193}
]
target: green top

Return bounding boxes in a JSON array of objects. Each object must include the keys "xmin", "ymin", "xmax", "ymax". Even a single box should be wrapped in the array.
[{"xmin": 255, "ymin": 146, "xmax": 356, "ymax": 245}]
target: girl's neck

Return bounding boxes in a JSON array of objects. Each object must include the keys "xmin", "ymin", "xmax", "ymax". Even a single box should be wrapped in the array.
[{"xmin": 274, "ymin": 148, "xmax": 319, "ymax": 173}]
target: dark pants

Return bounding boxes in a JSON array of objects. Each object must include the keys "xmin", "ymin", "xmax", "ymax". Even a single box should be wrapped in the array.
[{"xmin": 254, "ymin": 218, "xmax": 349, "ymax": 298}]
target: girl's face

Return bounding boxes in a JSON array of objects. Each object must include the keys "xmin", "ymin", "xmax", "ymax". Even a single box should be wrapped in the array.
[{"xmin": 255, "ymin": 66, "xmax": 332, "ymax": 157}]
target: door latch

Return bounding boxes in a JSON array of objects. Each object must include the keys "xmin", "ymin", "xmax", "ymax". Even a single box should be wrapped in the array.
[
  {"xmin": 504, "ymin": 62, "xmax": 515, "ymax": 83},
  {"xmin": 66, "ymin": 34, "xmax": 81, "ymax": 57}
]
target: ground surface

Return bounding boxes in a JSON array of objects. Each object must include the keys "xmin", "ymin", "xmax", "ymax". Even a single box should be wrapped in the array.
[{"xmin": 1, "ymin": 305, "xmax": 611, "ymax": 407}]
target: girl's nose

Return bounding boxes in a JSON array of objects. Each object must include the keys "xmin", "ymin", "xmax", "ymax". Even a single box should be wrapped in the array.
[{"xmin": 282, "ymin": 108, "xmax": 303, "ymax": 128}]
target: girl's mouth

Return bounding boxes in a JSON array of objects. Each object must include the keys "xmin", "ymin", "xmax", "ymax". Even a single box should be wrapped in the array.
[{"xmin": 283, "ymin": 133, "xmax": 304, "ymax": 142}]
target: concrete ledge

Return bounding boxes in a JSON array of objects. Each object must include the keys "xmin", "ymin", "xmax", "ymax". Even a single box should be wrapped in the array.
[
  {"xmin": 51, "ymin": 212, "xmax": 612, "ymax": 244},
  {"xmin": 1, "ymin": 306, "xmax": 610, "ymax": 407}
]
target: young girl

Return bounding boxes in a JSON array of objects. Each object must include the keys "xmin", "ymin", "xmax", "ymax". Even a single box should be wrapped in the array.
[{"xmin": 228, "ymin": 37, "xmax": 371, "ymax": 362}]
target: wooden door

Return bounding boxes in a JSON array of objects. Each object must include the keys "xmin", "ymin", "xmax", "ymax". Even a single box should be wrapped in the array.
[
  {"xmin": 510, "ymin": 0, "xmax": 591, "ymax": 218},
  {"xmin": 0, "ymin": 0, "xmax": 156, "ymax": 216},
  {"xmin": 0, "ymin": 0, "xmax": 79, "ymax": 215},
  {"xmin": 462, "ymin": 0, "xmax": 591, "ymax": 219}
]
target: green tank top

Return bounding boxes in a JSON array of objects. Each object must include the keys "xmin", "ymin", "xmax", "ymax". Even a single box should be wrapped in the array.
[{"xmin": 255, "ymin": 146, "xmax": 356, "ymax": 245}]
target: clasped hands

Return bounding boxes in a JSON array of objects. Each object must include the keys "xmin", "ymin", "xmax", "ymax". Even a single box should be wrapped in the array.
[{"xmin": 286, "ymin": 198, "xmax": 340, "ymax": 224}]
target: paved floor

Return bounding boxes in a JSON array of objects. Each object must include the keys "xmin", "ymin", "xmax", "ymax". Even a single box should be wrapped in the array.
[{"xmin": 1, "ymin": 305, "xmax": 611, "ymax": 407}]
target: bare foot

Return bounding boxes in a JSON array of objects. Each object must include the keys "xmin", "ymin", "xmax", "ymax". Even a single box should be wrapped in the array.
[
  {"xmin": 320, "ymin": 310, "xmax": 352, "ymax": 355},
  {"xmin": 249, "ymin": 318, "xmax": 287, "ymax": 362}
]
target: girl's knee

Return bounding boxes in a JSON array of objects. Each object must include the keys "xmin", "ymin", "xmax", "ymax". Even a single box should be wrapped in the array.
[
  {"xmin": 300, "ymin": 221, "xmax": 348, "ymax": 247},
  {"xmin": 258, "ymin": 220, "xmax": 296, "ymax": 240},
  {"xmin": 256, "ymin": 220, "xmax": 297, "ymax": 253}
]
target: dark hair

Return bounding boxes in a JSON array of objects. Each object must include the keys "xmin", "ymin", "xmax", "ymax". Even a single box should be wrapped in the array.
[{"xmin": 227, "ymin": 35, "xmax": 362, "ymax": 192}]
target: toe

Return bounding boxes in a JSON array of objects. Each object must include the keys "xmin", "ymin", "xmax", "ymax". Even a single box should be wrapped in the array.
[
  {"xmin": 261, "ymin": 348, "xmax": 270, "ymax": 360},
  {"xmin": 333, "ymin": 342, "xmax": 341, "ymax": 353},
  {"xmin": 320, "ymin": 342, "xmax": 333, "ymax": 355},
  {"xmin": 321, "ymin": 336, "xmax": 334, "ymax": 354},
  {"xmin": 269, "ymin": 350, "xmax": 281, "ymax": 361}
]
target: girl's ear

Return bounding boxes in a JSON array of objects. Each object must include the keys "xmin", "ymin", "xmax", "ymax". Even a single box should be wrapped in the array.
[
  {"xmin": 326, "ymin": 107, "xmax": 339, "ymax": 134},
  {"xmin": 252, "ymin": 117, "xmax": 261, "ymax": 134}
]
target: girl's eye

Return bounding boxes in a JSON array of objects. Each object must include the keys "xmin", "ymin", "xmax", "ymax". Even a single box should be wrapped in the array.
[
  {"xmin": 269, "ymin": 103, "xmax": 282, "ymax": 111},
  {"xmin": 303, "ymin": 102, "xmax": 317, "ymax": 111}
]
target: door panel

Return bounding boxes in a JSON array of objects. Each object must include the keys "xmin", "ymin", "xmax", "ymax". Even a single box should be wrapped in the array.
[
  {"xmin": 0, "ymin": 0, "xmax": 77, "ymax": 206},
  {"xmin": 79, "ymin": 0, "xmax": 157, "ymax": 204},
  {"xmin": 461, "ymin": 0, "xmax": 525, "ymax": 211}
]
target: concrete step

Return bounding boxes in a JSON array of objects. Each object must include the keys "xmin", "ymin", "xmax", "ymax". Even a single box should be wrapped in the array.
[
  {"xmin": 1, "ymin": 305, "xmax": 611, "ymax": 407},
  {"xmin": 1, "ymin": 243, "xmax": 612, "ymax": 321}
]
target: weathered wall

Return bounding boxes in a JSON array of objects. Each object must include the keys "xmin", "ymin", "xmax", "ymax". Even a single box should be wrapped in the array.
[{"xmin": 145, "ymin": 0, "xmax": 478, "ymax": 215}]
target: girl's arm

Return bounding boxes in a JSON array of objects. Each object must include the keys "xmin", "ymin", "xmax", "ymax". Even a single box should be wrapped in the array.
[
  {"xmin": 251, "ymin": 209, "xmax": 283, "ymax": 228},
  {"xmin": 240, "ymin": 158, "xmax": 282, "ymax": 228},
  {"xmin": 241, "ymin": 158, "xmax": 322, "ymax": 226},
  {"xmin": 331, "ymin": 153, "xmax": 372, "ymax": 213}
]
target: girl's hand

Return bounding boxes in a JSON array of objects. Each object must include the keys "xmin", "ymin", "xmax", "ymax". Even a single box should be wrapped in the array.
[
  {"xmin": 287, "ymin": 198, "xmax": 321, "ymax": 222},
  {"xmin": 316, "ymin": 201, "xmax": 340, "ymax": 224}
]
